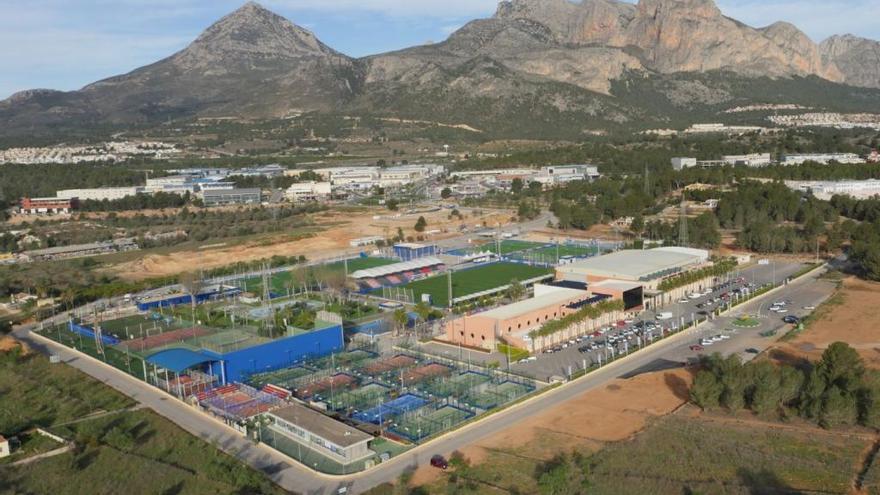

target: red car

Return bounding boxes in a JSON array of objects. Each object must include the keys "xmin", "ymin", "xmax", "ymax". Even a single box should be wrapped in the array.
[
  {"xmin": 430, "ymin": 455, "xmax": 448, "ymax": 470},
  {"xmin": 689, "ymin": 344, "xmax": 705, "ymax": 351},
  {"xmin": 616, "ymin": 320, "xmax": 627, "ymax": 328}
]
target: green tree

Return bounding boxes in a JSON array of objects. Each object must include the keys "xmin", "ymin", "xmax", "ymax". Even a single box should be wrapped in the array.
[
  {"xmin": 386, "ymin": 199, "xmax": 399, "ymax": 211},
  {"xmin": 393, "ymin": 308, "xmax": 409, "ymax": 335},
  {"xmin": 749, "ymin": 361, "xmax": 782, "ymax": 416},
  {"xmin": 817, "ymin": 342, "xmax": 865, "ymax": 392},
  {"xmin": 506, "ymin": 278, "xmax": 525, "ymax": 302},
  {"xmin": 414, "ymin": 216, "xmax": 428, "ymax": 233},
  {"xmin": 441, "ymin": 187, "xmax": 452, "ymax": 199},
  {"xmin": 511, "ymin": 178, "xmax": 524, "ymax": 194},
  {"xmin": 820, "ymin": 385, "xmax": 858, "ymax": 428},
  {"xmin": 630, "ymin": 214, "xmax": 645, "ymax": 237},
  {"xmin": 691, "ymin": 370, "xmax": 723, "ymax": 409}
]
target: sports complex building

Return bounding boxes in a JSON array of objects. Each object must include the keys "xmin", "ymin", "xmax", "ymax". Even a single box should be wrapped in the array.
[
  {"xmin": 443, "ymin": 247, "xmax": 711, "ymax": 350},
  {"xmin": 350, "ymin": 256, "xmax": 446, "ymax": 292}
]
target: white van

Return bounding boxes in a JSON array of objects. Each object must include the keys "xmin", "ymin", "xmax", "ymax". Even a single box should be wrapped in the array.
[{"xmin": 657, "ymin": 312, "xmax": 673, "ymax": 320}]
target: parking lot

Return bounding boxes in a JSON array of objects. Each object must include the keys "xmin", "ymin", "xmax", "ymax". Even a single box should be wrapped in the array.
[{"xmin": 509, "ymin": 260, "xmax": 809, "ymax": 381}]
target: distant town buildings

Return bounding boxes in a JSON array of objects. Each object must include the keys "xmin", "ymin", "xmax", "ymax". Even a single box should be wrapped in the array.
[
  {"xmin": 768, "ymin": 112, "xmax": 880, "ymax": 131},
  {"xmin": 780, "ymin": 153, "xmax": 864, "ymax": 165},
  {"xmin": 0, "ymin": 141, "xmax": 178, "ymax": 164}
]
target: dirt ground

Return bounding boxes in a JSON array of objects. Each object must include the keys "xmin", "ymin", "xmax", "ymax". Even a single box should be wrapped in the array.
[
  {"xmin": 771, "ymin": 277, "xmax": 880, "ymax": 369},
  {"xmin": 408, "ymin": 368, "xmax": 694, "ymax": 486},
  {"xmin": 0, "ymin": 335, "xmax": 29, "ymax": 355},
  {"xmin": 526, "ymin": 223, "xmax": 621, "ymax": 242},
  {"xmin": 109, "ymin": 207, "xmax": 512, "ymax": 280}
]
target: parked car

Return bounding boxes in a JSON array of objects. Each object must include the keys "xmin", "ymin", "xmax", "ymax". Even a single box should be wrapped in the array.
[
  {"xmin": 783, "ymin": 315, "xmax": 800, "ymax": 324},
  {"xmin": 803, "ymin": 306, "xmax": 816, "ymax": 310},
  {"xmin": 690, "ymin": 344, "xmax": 704, "ymax": 351},
  {"xmin": 430, "ymin": 455, "xmax": 449, "ymax": 469},
  {"xmin": 745, "ymin": 348, "xmax": 760, "ymax": 354}
]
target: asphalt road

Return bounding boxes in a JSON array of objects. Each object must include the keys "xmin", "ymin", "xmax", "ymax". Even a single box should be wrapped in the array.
[{"xmin": 13, "ymin": 261, "xmax": 834, "ymax": 495}]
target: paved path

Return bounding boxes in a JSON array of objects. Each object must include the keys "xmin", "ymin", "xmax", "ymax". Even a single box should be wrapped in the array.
[{"xmin": 13, "ymin": 263, "xmax": 832, "ymax": 495}]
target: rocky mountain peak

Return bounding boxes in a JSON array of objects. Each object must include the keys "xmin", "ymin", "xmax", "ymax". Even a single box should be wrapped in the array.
[
  {"xmin": 636, "ymin": 0, "xmax": 721, "ymax": 20},
  {"xmin": 183, "ymin": 0, "xmax": 335, "ymax": 62}
]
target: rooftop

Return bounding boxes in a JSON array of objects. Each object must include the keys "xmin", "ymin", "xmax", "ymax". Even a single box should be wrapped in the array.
[
  {"xmin": 478, "ymin": 287, "xmax": 588, "ymax": 321},
  {"xmin": 556, "ymin": 247, "xmax": 708, "ymax": 281},
  {"xmin": 590, "ymin": 279, "xmax": 644, "ymax": 292},
  {"xmin": 350, "ymin": 256, "xmax": 444, "ymax": 279},
  {"xmin": 270, "ymin": 402, "xmax": 372, "ymax": 447}
]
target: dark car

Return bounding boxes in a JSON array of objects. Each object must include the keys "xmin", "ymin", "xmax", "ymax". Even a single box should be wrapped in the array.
[
  {"xmin": 745, "ymin": 348, "xmax": 760, "ymax": 354},
  {"xmin": 430, "ymin": 455, "xmax": 448, "ymax": 469},
  {"xmin": 783, "ymin": 315, "xmax": 800, "ymax": 324}
]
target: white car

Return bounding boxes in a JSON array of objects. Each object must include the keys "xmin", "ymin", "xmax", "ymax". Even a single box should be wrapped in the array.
[
  {"xmin": 720, "ymin": 334, "xmax": 731, "ymax": 340},
  {"xmin": 678, "ymin": 299, "xmax": 689, "ymax": 303},
  {"xmin": 688, "ymin": 293, "xmax": 701, "ymax": 299},
  {"xmin": 803, "ymin": 306, "xmax": 816, "ymax": 310},
  {"xmin": 777, "ymin": 309, "xmax": 789, "ymax": 314}
]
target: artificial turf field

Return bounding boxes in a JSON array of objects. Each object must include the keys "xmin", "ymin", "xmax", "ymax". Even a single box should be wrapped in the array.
[
  {"xmin": 239, "ymin": 257, "xmax": 396, "ymax": 293},
  {"xmin": 389, "ymin": 262, "xmax": 553, "ymax": 307}
]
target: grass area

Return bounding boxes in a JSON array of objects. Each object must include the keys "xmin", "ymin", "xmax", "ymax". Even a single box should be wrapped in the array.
[
  {"xmin": 390, "ymin": 262, "xmax": 552, "ymax": 307},
  {"xmin": 4, "ymin": 409, "xmax": 286, "ymax": 495},
  {"xmin": 389, "ymin": 413, "xmax": 869, "ymax": 495},
  {"xmin": 0, "ymin": 431, "xmax": 64, "ymax": 465},
  {"xmin": 0, "ymin": 346, "xmax": 134, "ymax": 437},
  {"xmin": 733, "ymin": 315, "xmax": 760, "ymax": 328},
  {"xmin": 585, "ymin": 415, "xmax": 865, "ymax": 495},
  {"xmin": 0, "ymin": 343, "xmax": 285, "ymax": 494},
  {"xmin": 496, "ymin": 343, "xmax": 529, "ymax": 362}
]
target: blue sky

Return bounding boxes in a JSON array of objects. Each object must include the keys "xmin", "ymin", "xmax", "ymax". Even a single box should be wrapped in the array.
[{"xmin": 1, "ymin": 0, "xmax": 878, "ymax": 99}]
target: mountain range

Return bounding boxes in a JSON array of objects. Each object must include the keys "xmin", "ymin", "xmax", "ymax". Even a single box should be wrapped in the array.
[{"xmin": 3, "ymin": 0, "xmax": 880, "ymax": 139}]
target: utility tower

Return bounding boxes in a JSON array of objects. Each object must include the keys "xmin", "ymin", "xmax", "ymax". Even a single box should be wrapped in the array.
[{"xmin": 678, "ymin": 200, "xmax": 689, "ymax": 247}]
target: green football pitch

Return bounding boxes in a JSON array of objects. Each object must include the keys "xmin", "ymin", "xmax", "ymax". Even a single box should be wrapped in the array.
[
  {"xmin": 388, "ymin": 262, "xmax": 553, "ymax": 307},
  {"xmin": 239, "ymin": 257, "xmax": 396, "ymax": 293}
]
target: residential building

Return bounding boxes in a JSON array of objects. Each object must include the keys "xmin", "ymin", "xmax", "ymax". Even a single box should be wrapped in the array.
[{"xmin": 201, "ymin": 188, "xmax": 262, "ymax": 206}]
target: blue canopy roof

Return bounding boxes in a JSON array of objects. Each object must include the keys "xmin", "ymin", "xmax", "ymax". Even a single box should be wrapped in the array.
[{"xmin": 146, "ymin": 348, "xmax": 216, "ymax": 373}]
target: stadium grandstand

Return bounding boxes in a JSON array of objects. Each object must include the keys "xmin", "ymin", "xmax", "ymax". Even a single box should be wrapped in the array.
[{"xmin": 350, "ymin": 256, "xmax": 445, "ymax": 292}]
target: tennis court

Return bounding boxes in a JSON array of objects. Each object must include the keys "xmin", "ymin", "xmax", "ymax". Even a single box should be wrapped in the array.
[
  {"xmin": 393, "ymin": 405, "xmax": 474, "ymax": 442},
  {"xmin": 463, "ymin": 381, "xmax": 534, "ymax": 410},
  {"xmin": 388, "ymin": 262, "xmax": 553, "ymax": 307},
  {"xmin": 352, "ymin": 393, "xmax": 428, "ymax": 424},
  {"xmin": 247, "ymin": 366, "xmax": 314, "ymax": 389},
  {"xmin": 401, "ymin": 363, "xmax": 453, "ymax": 386},
  {"xmin": 295, "ymin": 373, "xmax": 357, "ymax": 399},
  {"xmin": 327, "ymin": 382, "xmax": 391, "ymax": 412},
  {"xmin": 422, "ymin": 371, "xmax": 492, "ymax": 397}
]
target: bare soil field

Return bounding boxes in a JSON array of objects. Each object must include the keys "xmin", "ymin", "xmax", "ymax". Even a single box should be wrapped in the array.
[
  {"xmin": 408, "ymin": 368, "xmax": 693, "ymax": 486},
  {"xmin": 771, "ymin": 277, "xmax": 880, "ymax": 369},
  {"xmin": 108, "ymin": 207, "xmax": 511, "ymax": 280}
]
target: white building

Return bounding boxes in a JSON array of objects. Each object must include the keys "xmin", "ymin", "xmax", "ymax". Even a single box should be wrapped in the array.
[
  {"xmin": 286, "ymin": 182, "xmax": 332, "ymax": 202},
  {"xmin": 780, "ymin": 153, "xmax": 865, "ymax": 165},
  {"xmin": 56, "ymin": 187, "xmax": 143, "ymax": 201},
  {"xmin": 0, "ymin": 436, "xmax": 10, "ymax": 458},
  {"xmin": 721, "ymin": 153, "xmax": 773, "ymax": 167},
  {"xmin": 264, "ymin": 403, "xmax": 373, "ymax": 465},
  {"xmin": 785, "ymin": 179, "xmax": 880, "ymax": 200},
  {"xmin": 671, "ymin": 157, "xmax": 698, "ymax": 171}
]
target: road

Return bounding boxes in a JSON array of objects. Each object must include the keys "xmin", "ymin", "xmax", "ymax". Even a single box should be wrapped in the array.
[{"xmin": 13, "ymin": 262, "xmax": 833, "ymax": 494}]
